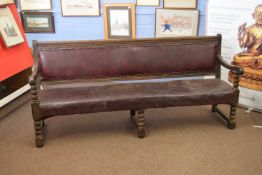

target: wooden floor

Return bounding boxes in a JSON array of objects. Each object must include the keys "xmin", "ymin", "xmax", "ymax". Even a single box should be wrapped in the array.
[{"xmin": 0, "ymin": 93, "xmax": 262, "ymax": 175}]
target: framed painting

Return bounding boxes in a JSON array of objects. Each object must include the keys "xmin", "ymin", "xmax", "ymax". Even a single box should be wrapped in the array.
[
  {"xmin": 20, "ymin": 12, "xmax": 55, "ymax": 33},
  {"xmin": 0, "ymin": 0, "xmax": 14, "ymax": 5},
  {"xmin": 0, "ymin": 7, "xmax": 24, "ymax": 47},
  {"xmin": 19, "ymin": 0, "xmax": 52, "ymax": 10},
  {"xmin": 155, "ymin": 9, "xmax": 199, "ymax": 38},
  {"xmin": 164, "ymin": 0, "xmax": 197, "ymax": 9},
  {"xmin": 61, "ymin": 0, "xmax": 100, "ymax": 16},
  {"xmin": 136, "ymin": 0, "xmax": 160, "ymax": 6},
  {"xmin": 103, "ymin": 3, "xmax": 136, "ymax": 39}
]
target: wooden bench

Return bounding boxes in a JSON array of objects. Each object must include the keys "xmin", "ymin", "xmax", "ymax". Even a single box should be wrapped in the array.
[{"xmin": 30, "ymin": 35, "xmax": 244, "ymax": 147}]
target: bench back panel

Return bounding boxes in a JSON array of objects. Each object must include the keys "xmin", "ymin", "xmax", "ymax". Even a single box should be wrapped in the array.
[{"xmin": 36, "ymin": 36, "xmax": 221, "ymax": 80}]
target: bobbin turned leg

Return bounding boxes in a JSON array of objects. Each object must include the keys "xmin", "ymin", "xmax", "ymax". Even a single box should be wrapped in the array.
[
  {"xmin": 34, "ymin": 120, "xmax": 44, "ymax": 148},
  {"xmin": 228, "ymin": 103, "xmax": 237, "ymax": 129},
  {"xmin": 211, "ymin": 104, "xmax": 217, "ymax": 112},
  {"xmin": 227, "ymin": 72, "xmax": 241, "ymax": 129},
  {"xmin": 130, "ymin": 110, "xmax": 145, "ymax": 138},
  {"xmin": 32, "ymin": 102, "xmax": 44, "ymax": 148},
  {"xmin": 137, "ymin": 110, "xmax": 145, "ymax": 138}
]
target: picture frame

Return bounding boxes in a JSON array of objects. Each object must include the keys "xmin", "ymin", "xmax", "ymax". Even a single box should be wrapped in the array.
[
  {"xmin": 164, "ymin": 0, "xmax": 197, "ymax": 9},
  {"xmin": 0, "ymin": 0, "xmax": 14, "ymax": 5},
  {"xmin": 136, "ymin": 0, "xmax": 160, "ymax": 6},
  {"xmin": 0, "ymin": 7, "xmax": 24, "ymax": 47},
  {"xmin": 19, "ymin": 0, "xmax": 52, "ymax": 10},
  {"xmin": 103, "ymin": 3, "xmax": 136, "ymax": 40},
  {"xmin": 155, "ymin": 9, "xmax": 199, "ymax": 38},
  {"xmin": 61, "ymin": 0, "xmax": 100, "ymax": 16},
  {"xmin": 20, "ymin": 12, "xmax": 55, "ymax": 33}
]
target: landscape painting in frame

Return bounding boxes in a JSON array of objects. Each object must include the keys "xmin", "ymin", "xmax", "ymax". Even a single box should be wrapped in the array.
[
  {"xmin": 137, "ymin": 0, "xmax": 160, "ymax": 6},
  {"xmin": 155, "ymin": 9, "xmax": 199, "ymax": 38},
  {"xmin": 19, "ymin": 0, "xmax": 52, "ymax": 10},
  {"xmin": 164, "ymin": 0, "xmax": 197, "ymax": 9},
  {"xmin": 61, "ymin": 0, "xmax": 100, "ymax": 16},
  {"xmin": 0, "ymin": 7, "xmax": 24, "ymax": 47},
  {"xmin": 0, "ymin": 0, "xmax": 14, "ymax": 5},
  {"xmin": 20, "ymin": 12, "xmax": 55, "ymax": 33},
  {"xmin": 104, "ymin": 4, "xmax": 136, "ymax": 39}
]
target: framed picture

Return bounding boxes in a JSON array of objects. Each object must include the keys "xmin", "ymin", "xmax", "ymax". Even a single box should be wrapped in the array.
[
  {"xmin": 155, "ymin": 9, "xmax": 199, "ymax": 38},
  {"xmin": 0, "ymin": 7, "xmax": 24, "ymax": 47},
  {"xmin": 19, "ymin": 0, "xmax": 52, "ymax": 10},
  {"xmin": 0, "ymin": 0, "xmax": 14, "ymax": 5},
  {"xmin": 61, "ymin": 0, "xmax": 100, "ymax": 16},
  {"xmin": 103, "ymin": 3, "xmax": 136, "ymax": 39},
  {"xmin": 20, "ymin": 12, "xmax": 55, "ymax": 33},
  {"xmin": 136, "ymin": 0, "xmax": 160, "ymax": 6},
  {"xmin": 164, "ymin": 0, "xmax": 197, "ymax": 9}
]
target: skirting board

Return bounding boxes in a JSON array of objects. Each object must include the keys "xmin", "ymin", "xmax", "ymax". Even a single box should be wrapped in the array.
[
  {"xmin": 238, "ymin": 104, "xmax": 262, "ymax": 113},
  {"xmin": 0, "ymin": 84, "xmax": 30, "ymax": 108}
]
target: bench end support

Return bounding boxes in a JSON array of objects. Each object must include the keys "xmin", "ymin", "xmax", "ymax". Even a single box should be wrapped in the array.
[{"xmin": 212, "ymin": 105, "xmax": 237, "ymax": 129}]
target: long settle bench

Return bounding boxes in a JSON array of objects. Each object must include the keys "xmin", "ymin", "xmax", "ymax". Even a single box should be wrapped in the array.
[{"xmin": 30, "ymin": 35, "xmax": 244, "ymax": 147}]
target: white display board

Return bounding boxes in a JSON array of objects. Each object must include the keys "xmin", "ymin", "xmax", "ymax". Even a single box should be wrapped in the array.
[{"xmin": 206, "ymin": 0, "xmax": 262, "ymax": 112}]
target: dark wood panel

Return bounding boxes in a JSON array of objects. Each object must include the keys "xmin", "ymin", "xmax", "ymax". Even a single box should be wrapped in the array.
[{"xmin": 0, "ymin": 68, "xmax": 31, "ymax": 99}]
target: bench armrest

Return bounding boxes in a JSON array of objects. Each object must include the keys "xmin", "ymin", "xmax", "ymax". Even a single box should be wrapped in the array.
[
  {"xmin": 218, "ymin": 56, "xmax": 244, "ymax": 75},
  {"xmin": 29, "ymin": 63, "xmax": 39, "ymax": 85},
  {"xmin": 29, "ymin": 63, "xmax": 40, "ymax": 102},
  {"xmin": 218, "ymin": 55, "xmax": 244, "ymax": 90}
]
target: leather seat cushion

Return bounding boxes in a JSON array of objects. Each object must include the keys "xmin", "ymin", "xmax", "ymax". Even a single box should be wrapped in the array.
[{"xmin": 39, "ymin": 79, "xmax": 235, "ymax": 118}]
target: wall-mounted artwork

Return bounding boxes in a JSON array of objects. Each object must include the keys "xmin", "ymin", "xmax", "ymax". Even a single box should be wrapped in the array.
[
  {"xmin": 61, "ymin": 0, "xmax": 100, "ymax": 16},
  {"xmin": 103, "ymin": 3, "xmax": 136, "ymax": 39},
  {"xmin": 164, "ymin": 0, "xmax": 197, "ymax": 9},
  {"xmin": 19, "ymin": 0, "xmax": 52, "ymax": 10},
  {"xmin": 137, "ymin": 0, "xmax": 160, "ymax": 6},
  {"xmin": 155, "ymin": 9, "xmax": 199, "ymax": 38},
  {"xmin": 20, "ymin": 12, "xmax": 55, "ymax": 33},
  {"xmin": 0, "ymin": 0, "xmax": 14, "ymax": 5},
  {"xmin": 0, "ymin": 7, "xmax": 24, "ymax": 47}
]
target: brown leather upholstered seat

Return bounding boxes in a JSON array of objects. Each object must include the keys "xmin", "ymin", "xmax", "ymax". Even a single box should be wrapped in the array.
[{"xmin": 39, "ymin": 79, "xmax": 234, "ymax": 118}]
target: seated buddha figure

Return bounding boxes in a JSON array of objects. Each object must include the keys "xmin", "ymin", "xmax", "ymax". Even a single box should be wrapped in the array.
[{"xmin": 229, "ymin": 4, "xmax": 262, "ymax": 91}]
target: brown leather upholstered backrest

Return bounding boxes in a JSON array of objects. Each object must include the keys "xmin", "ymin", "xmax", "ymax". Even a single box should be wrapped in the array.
[{"xmin": 34, "ymin": 36, "xmax": 221, "ymax": 80}]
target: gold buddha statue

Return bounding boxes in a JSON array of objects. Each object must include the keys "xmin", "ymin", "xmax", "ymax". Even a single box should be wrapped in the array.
[{"xmin": 229, "ymin": 4, "xmax": 262, "ymax": 91}]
